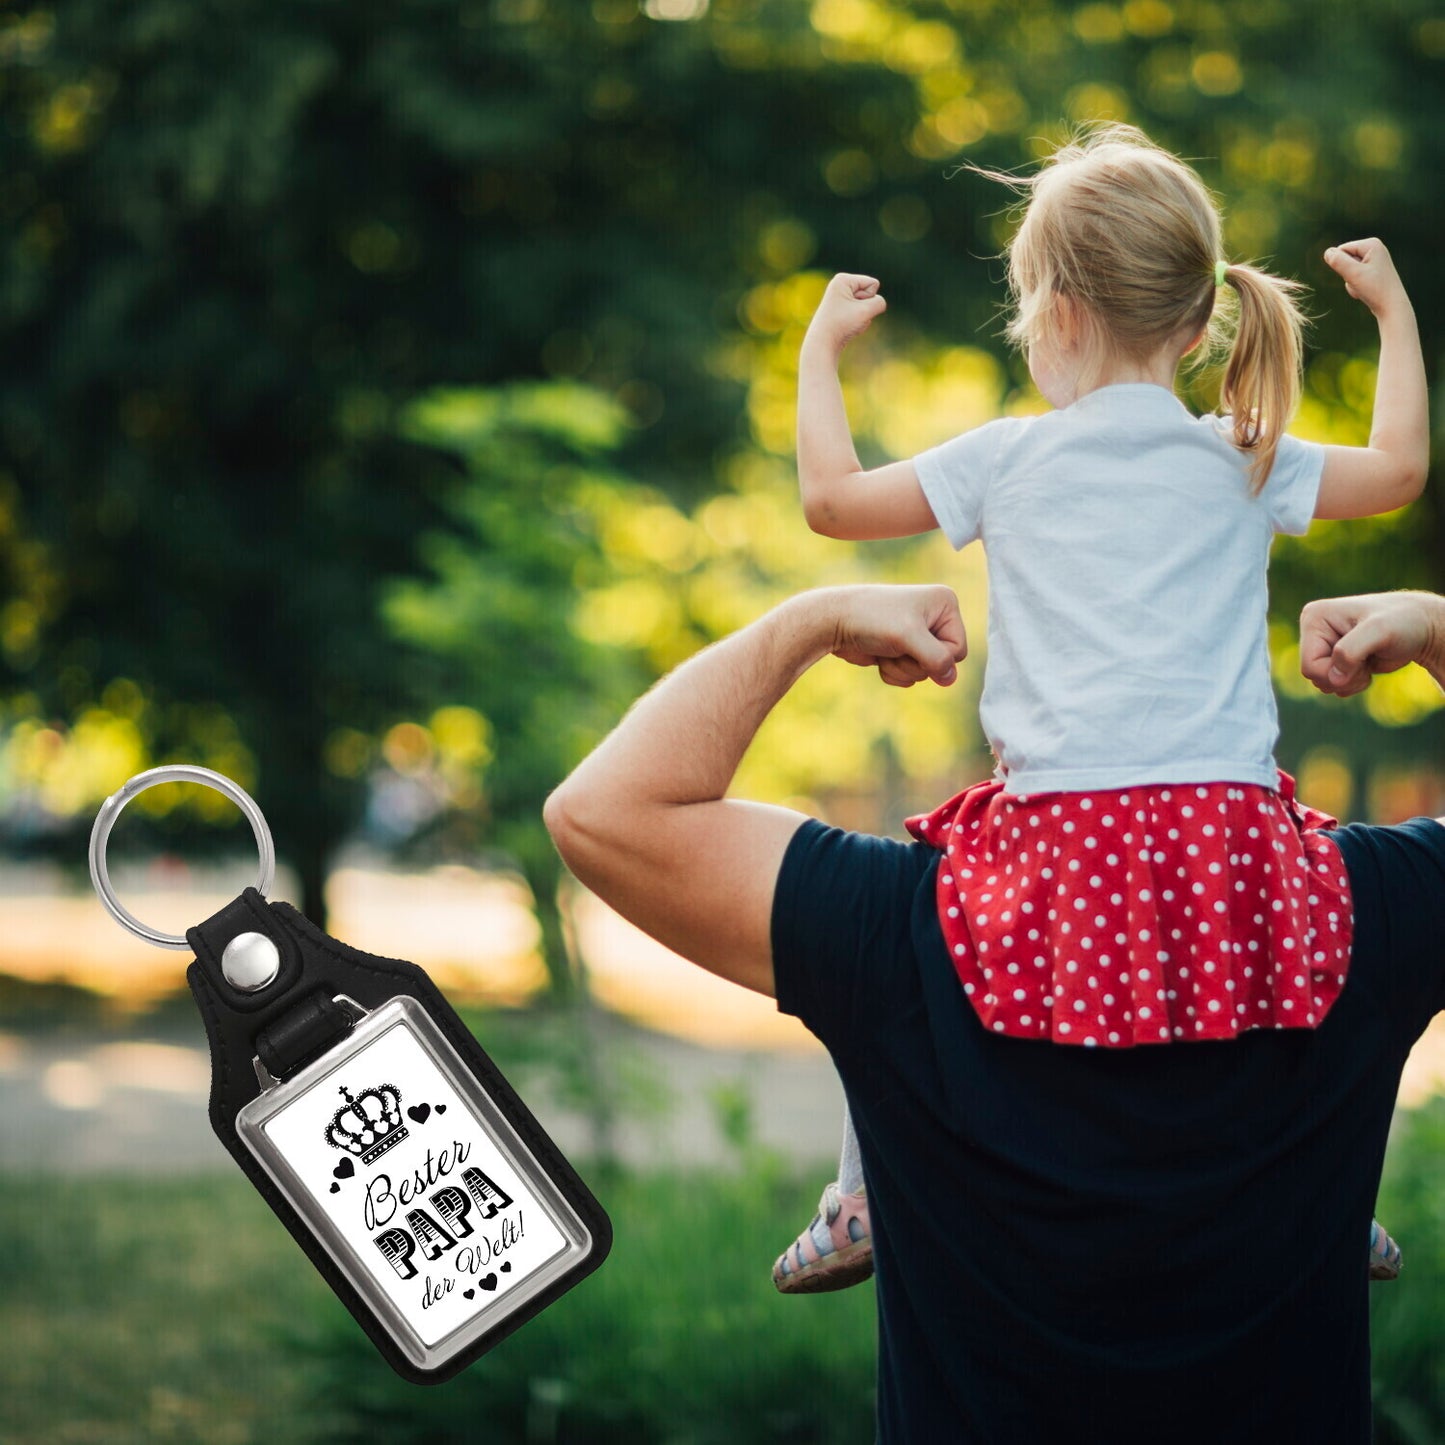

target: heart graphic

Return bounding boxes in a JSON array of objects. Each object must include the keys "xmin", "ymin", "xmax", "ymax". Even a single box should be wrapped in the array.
[
  {"xmin": 480, "ymin": 1272, "xmax": 498, "ymax": 1291},
  {"xmin": 436, "ymin": 1104, "xmax": 447, "ymax": 1114},
  {"xmin": 407, "ymin": 1104, "xmax": 431, "ymax": 1125},
  {"xmin": 332, "ymin": 1158, "xmax": 354, "ymax": 1180},
  {"xmin": 500, "ymin": 1261, "xmax": 512, "ymax": 1273},
  {"xmin": 462, "ymin": 1288, "xmax": 475, "ymax": 1300},
  {"xmin": 329, "ymin": 1182, "xmax": 341, "ymax": 1194}
]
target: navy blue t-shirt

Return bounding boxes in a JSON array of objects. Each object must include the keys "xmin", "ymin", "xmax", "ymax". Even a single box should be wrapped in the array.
[{"xmin": 771, "ymin": 815, "xmax": 1445, "ymax": 1444}]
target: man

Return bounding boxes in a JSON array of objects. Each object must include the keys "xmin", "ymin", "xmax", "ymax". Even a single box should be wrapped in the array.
[{"xmin": 545, "ymin": 585, "xmax": 1445, "ymax": 1443}]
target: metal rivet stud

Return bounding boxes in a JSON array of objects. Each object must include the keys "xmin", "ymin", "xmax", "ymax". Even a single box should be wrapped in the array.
[{"xmin": 221, "ymin": 931, "xmax": 281, "ymax": 993}]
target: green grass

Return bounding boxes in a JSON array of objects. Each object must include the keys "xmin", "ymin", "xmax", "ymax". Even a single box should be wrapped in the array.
[
  {"xmin": 1370, "ymin": 1100, "xmax": 1445, "ymax": 1445},
  {"xmin": 15, "ymin": 1096, "xmax": 1445, "ymax": 1445},
  {"xmin": 307, "ymin": 1163, "xmax": 878, "ymax": 1445},
  {"xmin": 0, "ymin": 1164, "xmax": 877, "ymax": 1445},
  {"xmin": 1, "ymin": 1175, "xmax": 334, "ymax": 1445}
]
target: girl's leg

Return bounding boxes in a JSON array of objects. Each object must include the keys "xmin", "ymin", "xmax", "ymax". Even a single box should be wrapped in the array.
[
  {"xmin": 772, "ymin": 1101, "xmax": 873, "ymax": 1293},
  {"xmin": 837, "ymin": 1102, "xmax": 865, "ymax": 1195},
  {"xmin": 1370, "ymin": 1218, "xmax": 1402, "ymax": 1281}
]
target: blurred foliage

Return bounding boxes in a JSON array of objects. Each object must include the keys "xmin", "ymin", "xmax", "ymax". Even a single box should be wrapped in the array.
[
  {"xmin": 0, "ymin": 1162, "xmax": 877, "ymax": 1444},
  {"xmin": 1373, "ymin": 1097, "xmax": 1445, "ymax": 1444},
  {"xmin": 456, "ymin": 1000, "xmax": 677, "ymax": 1129},
  {"xmin": 380, "ymin": 380, "xmax": 655, "ymax": 991},
  {"xmin": 0, "ymin": 970, "xmax": 121, "ymax": 1032},
  {"xmin": 0, "ymin": 0, "xmax": 1442, "ymax": 959},
  {"xmin": 306, "ymin": 1161, "xmax": 879, "ymax": 1445},
  {"xmin": 14, "ymin": 1108, "xmax": 1445, "ymax": 1442},
  {"xmin": 2, "ymin": 1173, "xmax": 331, "ymax": 1445}
]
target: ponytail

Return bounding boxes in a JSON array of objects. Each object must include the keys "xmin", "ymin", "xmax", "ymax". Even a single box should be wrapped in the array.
[{"xmin": 1216, "ymin": 263, "xmax": 1307, "ymax": 494}]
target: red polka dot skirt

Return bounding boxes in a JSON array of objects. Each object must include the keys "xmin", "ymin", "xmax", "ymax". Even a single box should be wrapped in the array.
[{"xmin": 905, "ymin": 773, "xmax": 1352, "ymax": 1048}]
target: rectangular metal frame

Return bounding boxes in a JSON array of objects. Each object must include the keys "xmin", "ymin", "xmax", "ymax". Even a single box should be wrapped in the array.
[{"xmin": 236, "ymin": 994, "xmax": 593, "ymax": 1371}]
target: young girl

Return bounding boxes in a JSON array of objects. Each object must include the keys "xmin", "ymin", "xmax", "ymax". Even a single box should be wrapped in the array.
[{"xmin": 774, "ymin": 124, "xmax": 1427, "ymax": 1294}]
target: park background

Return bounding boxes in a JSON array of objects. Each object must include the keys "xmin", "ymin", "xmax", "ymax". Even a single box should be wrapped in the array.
[{"xmin": 4, "ymin": 0, "xmax": 1445, "ymax": 1440}]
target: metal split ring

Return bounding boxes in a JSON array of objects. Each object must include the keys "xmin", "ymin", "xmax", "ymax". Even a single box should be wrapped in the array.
[{"xmin": 88, "ymin": 765, "xmax": 276, "ymax": 949}]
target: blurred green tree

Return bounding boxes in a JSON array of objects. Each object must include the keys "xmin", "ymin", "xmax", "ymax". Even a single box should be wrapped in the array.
[
  {"xmin": 382, "ymin": 381, "xmax": 652, "ymax": 995},
  {"xmin": 0, "ymin": 0, "xmax": 932, "ymax": 925},
  {"xmin": 1, "ymin": 0, "xmax": 1441, "ymax": 947}
]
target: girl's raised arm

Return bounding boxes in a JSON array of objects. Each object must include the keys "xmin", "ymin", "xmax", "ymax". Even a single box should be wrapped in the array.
[
  {"xmin": 797, "ymin": 273, "xmax": 940, "ymax": 541},
  {"xmin": 1313, "ymin": 240, "xmax": 1429, "ymax": 521}
]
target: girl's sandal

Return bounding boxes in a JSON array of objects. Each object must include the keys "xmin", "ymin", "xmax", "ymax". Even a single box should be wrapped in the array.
[
  {"xmin": 1370, "ymin": 1218, "xmax": 1402, "ymax": 1282},
  {"xmin": 772, "ymin": 1182, "xmax": 873, "ymax": 1294}
]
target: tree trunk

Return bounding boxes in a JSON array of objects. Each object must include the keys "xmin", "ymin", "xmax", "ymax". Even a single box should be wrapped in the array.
[
  {"xmin": 874, "ymin": 732, "xmax": 905, "ymax": 838},
  {"xmin": 527, "ymin": 855, "xmax": 577, "ymax": 1001},
  {"xmin": 296, "ymin": 837, "xmax": 328, "ymax": 930},
  {"xmin": 523, "ymin": 850, "xmax": 617, "ymax": 1168}
]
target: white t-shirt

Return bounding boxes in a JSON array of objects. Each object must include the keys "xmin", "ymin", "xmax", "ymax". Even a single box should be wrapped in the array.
[{"xmin": 913, "ymin": 382, "xmax": 1325, "ymax": 796}]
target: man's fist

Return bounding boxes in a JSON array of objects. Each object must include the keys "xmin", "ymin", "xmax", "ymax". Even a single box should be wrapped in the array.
[
  {"xmin": 1299, "ymin": 591, "xmax": 1445, "ymax": 697},
  {"xmin": 829, "ymin": 584, "xmax": 968, "ymax": 689}
]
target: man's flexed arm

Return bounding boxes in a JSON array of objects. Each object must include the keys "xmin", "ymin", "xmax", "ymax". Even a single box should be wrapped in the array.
[{"xmin": 544, "ymin": 585, "xmax": 967, "ymax": 998}]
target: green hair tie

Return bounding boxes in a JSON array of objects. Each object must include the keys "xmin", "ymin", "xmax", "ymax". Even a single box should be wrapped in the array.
[{"xmin": 1215, "ymin": 259, "xmax": 1228, "ymax": 287}]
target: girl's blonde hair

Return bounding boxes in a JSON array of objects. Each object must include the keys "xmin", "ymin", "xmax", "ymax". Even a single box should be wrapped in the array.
[{"xmin": 977, "ymin": 124, "xmax": 1306, "ymax": 492}]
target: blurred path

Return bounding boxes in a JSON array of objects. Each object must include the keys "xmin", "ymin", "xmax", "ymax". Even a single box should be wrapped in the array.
[
  {"xmin": 8, "ymin": 1005, "xmax": 1444, "ymax": 1175},
  {"xmin": 0, "ymin": 865, "xmax": 821, "ymax": 1053},
  {"xmin": 0, "ymin": 1015, "xmax": 844, "ymax": 1174}
]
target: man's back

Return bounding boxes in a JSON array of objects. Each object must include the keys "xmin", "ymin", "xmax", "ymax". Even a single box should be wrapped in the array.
[{"xmin": 772, "ymin": 816, "xmax": 1445, "ymax": 1443}]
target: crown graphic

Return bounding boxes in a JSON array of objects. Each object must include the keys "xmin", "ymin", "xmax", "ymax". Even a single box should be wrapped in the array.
[{"xmin": 325, "ymin": 1082, "xmax": 409, "ymax": 1165}]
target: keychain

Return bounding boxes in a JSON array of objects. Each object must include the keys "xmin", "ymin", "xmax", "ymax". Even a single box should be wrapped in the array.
[{"xmin": 89, "ymin": 764, "xmax": 611, "ymax": 1384}]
